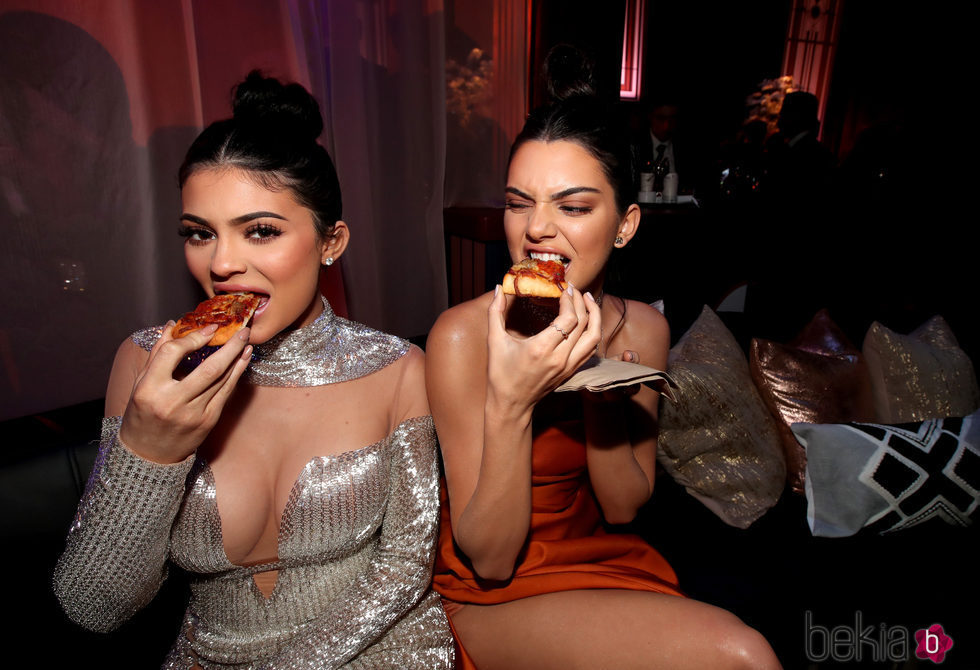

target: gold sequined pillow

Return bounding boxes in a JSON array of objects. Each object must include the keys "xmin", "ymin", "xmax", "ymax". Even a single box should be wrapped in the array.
[
  {"xmin": 862, "ymin": 316, "xmax": 980, "ymax": 424},
  {"xmin": 750, "ymin": 310, "xmax": 877, "ymax": 495},
  {"xmin": 658, "ymin": 306, "xmax": 786, "ymax": 528}
]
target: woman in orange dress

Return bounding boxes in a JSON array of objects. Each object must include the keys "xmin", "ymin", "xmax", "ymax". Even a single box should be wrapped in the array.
[{"xmin": 427, "ymin": 52, "xmax": 782, "ymax": 669}]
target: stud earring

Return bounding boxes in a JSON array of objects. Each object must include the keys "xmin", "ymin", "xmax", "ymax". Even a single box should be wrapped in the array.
[
  {"xmin": 323, "ymin": 257, "xmax": 334, "ymax": 266},
  {"xmin": 615, "ymin": 236, "xmax": 624, "ymax": 246}
]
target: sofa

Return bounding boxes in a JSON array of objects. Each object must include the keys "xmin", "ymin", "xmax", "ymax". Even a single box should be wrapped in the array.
[
  {"xmin": 626, "ymin": 297, "xmax": 979, "ymax": 669},
  {"xmin": 4, "ymin": 233, "xmax": 978, "ymax": 667}
]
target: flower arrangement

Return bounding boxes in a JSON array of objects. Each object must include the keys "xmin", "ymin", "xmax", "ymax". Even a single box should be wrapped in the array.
[
  {"xmin": 446, "ymin": 48, "xmax": 493, "ymax": 129},
  {"xmin": 744, "ymin": 75, "xmax": 795, "ymax": 137}
]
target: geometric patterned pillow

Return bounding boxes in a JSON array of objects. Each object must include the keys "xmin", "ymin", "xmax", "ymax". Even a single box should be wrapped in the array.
[{"xmin": 791, "ymin": 409, "xmax": 980, "ymax": 537}]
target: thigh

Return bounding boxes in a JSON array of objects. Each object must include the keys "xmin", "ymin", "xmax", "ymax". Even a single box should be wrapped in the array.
[{"xmin": 450, "ymin": 589, "xmax": 778, "ymax": 670}]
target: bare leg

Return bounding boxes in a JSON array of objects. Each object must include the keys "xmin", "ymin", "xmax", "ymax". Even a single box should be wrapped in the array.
[{"xmin": 450, "ymin": 589, "xmax": 782, "ymax": 670}]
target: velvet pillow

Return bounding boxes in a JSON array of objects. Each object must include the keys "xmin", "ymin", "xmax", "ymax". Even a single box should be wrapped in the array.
[
  {"xmin": 750, "ymin": 310, "xmax": 877, "ymax": 494},
  {"xmin": 792, "ymin": 409, "xmax": 980, "ymax": 537},
  {"xmin": 658, "ymin": 306, "xmax": 786, "ymax": 528},
  {"xmin": 863, "ymin": 316, "xmax": 980, "ymax": 424}
]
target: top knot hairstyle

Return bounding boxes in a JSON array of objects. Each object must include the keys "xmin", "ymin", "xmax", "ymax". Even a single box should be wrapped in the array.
[
  {"xmin": 179, "ymin": 71, "xmax": 342, "ymax": 239},
  {"xmin": 511, "ymin": 45, "xmax": 636, "ymax": 214}
]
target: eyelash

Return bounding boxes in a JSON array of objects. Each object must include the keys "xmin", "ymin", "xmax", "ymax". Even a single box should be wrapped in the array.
[
  {"xmin": 504, "ymin": 201, "xmax": 592, "ymax": 216},
  {"xmin": 178, "ymin": 226, "xmax": 213, "ymax": 246},
  {"xmin": 177, "ymin": 223, "xmax": 284, "ymax": 245},
  {"xmin": 244, "ymin": 223, "xmax": 283, "ymax": 242}
]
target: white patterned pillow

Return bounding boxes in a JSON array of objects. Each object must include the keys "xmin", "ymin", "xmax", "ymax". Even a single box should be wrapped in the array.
[{"xmin": 792, "ymin": 409, "xmax": 980, "ymax": 537}]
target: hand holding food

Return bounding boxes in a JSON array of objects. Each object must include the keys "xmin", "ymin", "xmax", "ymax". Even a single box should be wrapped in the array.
[{"xmin": 119, "ymin": 297, "xmax": 254, "ymax": 463}]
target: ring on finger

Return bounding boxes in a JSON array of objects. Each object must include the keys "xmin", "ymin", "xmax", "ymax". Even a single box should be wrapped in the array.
[{"xmin": 550, "ymin": 322, "xmax": 569, "ymax": 340}]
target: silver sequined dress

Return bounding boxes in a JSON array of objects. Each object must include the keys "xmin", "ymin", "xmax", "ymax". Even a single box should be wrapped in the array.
[{"xmin": 53, "ymin": 298, "xmax": 454, "ymax": 669}]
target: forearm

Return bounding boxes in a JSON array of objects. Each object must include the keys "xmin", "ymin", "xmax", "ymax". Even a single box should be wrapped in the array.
[
  {"xmin": 583, "ymin": 398, "xmax": 655, "ymax": 524},
  {"xmin": 53, "ymin": 417, "xmax": 193, "ymax": 632},
  {"xmin": 453, "ymin": 394, "xmax": 535, "ymax": 580}
]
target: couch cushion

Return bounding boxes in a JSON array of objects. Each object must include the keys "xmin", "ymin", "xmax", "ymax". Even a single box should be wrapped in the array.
[
  {"xmin": 750, "ymin": 309, "xmax": 877, "ymax": 494},
  {"xmin": 658, "ymin": 306, "xmax": 786, "ymax": 528},
  {"xmin": 792, "ymin": 409, "xmax": 980, "ymax": 537},
  {"xmin": 863, "ymin": 315, "xmax": 980, "ymax": 423}
]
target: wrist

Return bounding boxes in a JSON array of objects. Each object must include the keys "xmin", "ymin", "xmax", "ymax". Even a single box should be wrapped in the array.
[
  {"xmin": 485, "ymin": 388, "xmax": 534, "ymax": 429},
  {"xmin": 118, "ymin": 423, "xmax": 194, "ymax": 465}
]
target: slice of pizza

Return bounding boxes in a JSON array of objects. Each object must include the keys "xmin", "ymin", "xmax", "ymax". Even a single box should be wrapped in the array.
[
  {"xmin": 172, "ymin": 292, "xmax": 261, "ymax": 346},
  {"xmin": 502, "ymin": 257, "xmax": 568, "ymax": 299}
]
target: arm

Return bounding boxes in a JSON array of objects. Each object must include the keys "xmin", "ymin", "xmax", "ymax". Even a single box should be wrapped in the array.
[
  {"xmin": 582, "ymin": 301, "xmax": 670, "ymax": 524},
  {"xmin": 52, "ymin": 415, "xmax": 195, "ymax": 632},
  {"xmin": 266, "ymin": 351, "xmax": 443, "ymax": 668},
  {"xmin": 53, "ymin": 326, "xmax": 251, "ymax": 630},
  {"xmin": 428, "ymin": 287, "xmax": 601, "ymax": 580}
]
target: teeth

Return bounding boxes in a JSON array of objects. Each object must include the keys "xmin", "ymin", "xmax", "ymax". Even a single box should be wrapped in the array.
[{"xmin": 529, "ymin": 252, "xmax": 568, "ymax": 264}]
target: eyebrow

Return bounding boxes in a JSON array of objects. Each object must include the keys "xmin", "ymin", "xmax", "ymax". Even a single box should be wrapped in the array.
[
  {"xmin": 179, "ymin": 211, "xmax": 288, "ymax": 226},
  {"xmin": 505, "ymin": 186, "xmax": 601, "ymax": 200}
]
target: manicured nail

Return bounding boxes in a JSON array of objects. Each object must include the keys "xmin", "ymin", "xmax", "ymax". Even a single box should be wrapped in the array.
[
  {"xmin": 165, "ymin": 319, "xmax": 176, "ymax": 328},
  {"xmin": 238, "ymin": 327, "xmax": 251, "ymax": 340},
  {"xmin": 241, "ymin": 345, "xmax": 253, "ymax": 360},
  {"xmin": 494, "ymin": 284, "xmax": 500, "ymax": 297},
  {"xmin": 585, "ymin": 292, "xmax": 595, "ymax": 303},
  {"xmin": 566, "ymin": 282, "xmax": 574, "ymax": 295}
]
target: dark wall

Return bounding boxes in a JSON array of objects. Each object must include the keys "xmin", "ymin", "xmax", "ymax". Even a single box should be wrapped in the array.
[
  {"xmin": 640, "ymin": 1, "xmax": 790, "ymax": 151},
  {"xmin": 528, "ymin": 0, "xmax": 628, "ymax": 107}
]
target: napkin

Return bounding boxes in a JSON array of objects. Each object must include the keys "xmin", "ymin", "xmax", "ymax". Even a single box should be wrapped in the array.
[{"xmin": 556, "ymin": 356, "xmax": 676, "ymax": 400}]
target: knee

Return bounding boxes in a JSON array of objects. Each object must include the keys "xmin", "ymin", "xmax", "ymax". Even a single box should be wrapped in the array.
[{"xmin": 710, "ymin": 612, "xmax": 782, "ymax": 670}]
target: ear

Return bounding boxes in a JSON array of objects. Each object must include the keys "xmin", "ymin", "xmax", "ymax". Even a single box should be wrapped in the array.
[
  {"xmin": 321, "ymin": 221, "xmax": 350, "ymax": 264},
  {"xmin": 614, "ymin": 204, "xmax": 641, "ymax": 248}
]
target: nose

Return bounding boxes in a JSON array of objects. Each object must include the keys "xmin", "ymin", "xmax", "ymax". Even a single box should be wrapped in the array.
[
  {"xmin": 525, "ymin": 203, "xmax": 557, "ymax": 241},
  {"xmin": 210, "ymin": 236, "xmax": 246, "ymax": 278}
]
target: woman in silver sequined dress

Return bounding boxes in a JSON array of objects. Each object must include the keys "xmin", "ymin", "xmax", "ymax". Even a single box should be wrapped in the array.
[{"xmin": 53, "ymin": 72, "xmax": 454, "ymax": 669}]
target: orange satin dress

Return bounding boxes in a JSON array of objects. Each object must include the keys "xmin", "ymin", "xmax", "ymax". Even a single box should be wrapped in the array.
[{"xmin": 434, "ymin": 419, "xmax": 685, "ymax": 668}]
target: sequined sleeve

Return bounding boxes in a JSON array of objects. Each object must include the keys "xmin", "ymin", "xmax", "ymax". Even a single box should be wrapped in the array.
[
  {"xmin": 52, "ymin": 416, "xmax": 195, "ymax": 632},
  {"xmin": 264, "ymin": 416, "xmax": 442, "ymax": 669}
]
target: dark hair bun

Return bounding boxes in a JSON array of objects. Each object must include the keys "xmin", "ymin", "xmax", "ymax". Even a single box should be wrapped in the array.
[
  {"xmin": 543, "ymin": 44, "xmax": 596, "ymax": 102},
  {"xmin": 232, "ymin": 70, "xmax": 323, "ymax": 142}
]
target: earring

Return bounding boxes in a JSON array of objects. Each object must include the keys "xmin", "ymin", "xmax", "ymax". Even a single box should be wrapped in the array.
[
  {"xmin": 615, "ymin": 236, "xmax": 624, "ymax": 246},
  {"xmin": 323, "ymin": 257, "xmax": 334, "ymax": 266}
]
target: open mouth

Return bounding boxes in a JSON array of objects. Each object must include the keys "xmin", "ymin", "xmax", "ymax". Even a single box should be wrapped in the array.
[
  {"xmin": 528, "ymin": 251, "xmax": 569, "ymax": 268},
  {"xmin": 252, "ymin": 294, "xmax": 270, "ymax": 317}
]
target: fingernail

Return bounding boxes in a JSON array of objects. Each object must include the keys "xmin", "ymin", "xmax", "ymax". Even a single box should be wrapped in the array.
[
  {"xmin": 566, "ymin": 282, "xmax": 574, "ymax": 295},
  {"xmin": 585, "ymin": 292, "xmax": 595, "ymax": 303},
  {"xmin": 494, "ymin": 284, "xmax": 500, "ymax": 297},
  {"xmin": 238, "ymin": 327, "xmax": 250, "ymax": 340},
  {"xmin": 203, "ymin": 323, "xmax": 219, "ymax": 333},
  {"xmin": 165, "ymin": 319, "xmax": 176, "ymax": 328},
  {"xmin": 241, "ymin": 345, "xmax": 253, "ymax": 360}
]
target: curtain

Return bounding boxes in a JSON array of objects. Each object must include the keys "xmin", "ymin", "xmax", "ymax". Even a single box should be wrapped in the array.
[{"xmin": 0, "ymin": 0, "xmax": 484, "ymax": 421}]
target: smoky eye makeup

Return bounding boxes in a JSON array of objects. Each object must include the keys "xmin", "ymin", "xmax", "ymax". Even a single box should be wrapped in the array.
[
  {"xmin": 243, "ymin": 222, "xmax": 284, "ymax": 242},
  {"xmin": 177, "ymin": 224, "xmax": 214, "ymax": 245}
]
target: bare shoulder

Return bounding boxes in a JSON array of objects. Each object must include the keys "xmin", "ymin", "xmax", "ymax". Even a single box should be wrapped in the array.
[
  {"xmin": 390, "ymin": 342, "xmax": 432, "ymax": 421},
  {"xmin": 394, "ymin": 342, "xmax": 426, "ymax": 387},
  {"xmin": 623, "ymin": 299, "xmax": 669, "ymax": 338},
  {"xmin": 425, "ymin": 292, "xmax": 492, "ymax": 360},
  {"xmin": 611, "ymin": 298, "xmax": 670, "ymax": 369}
]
